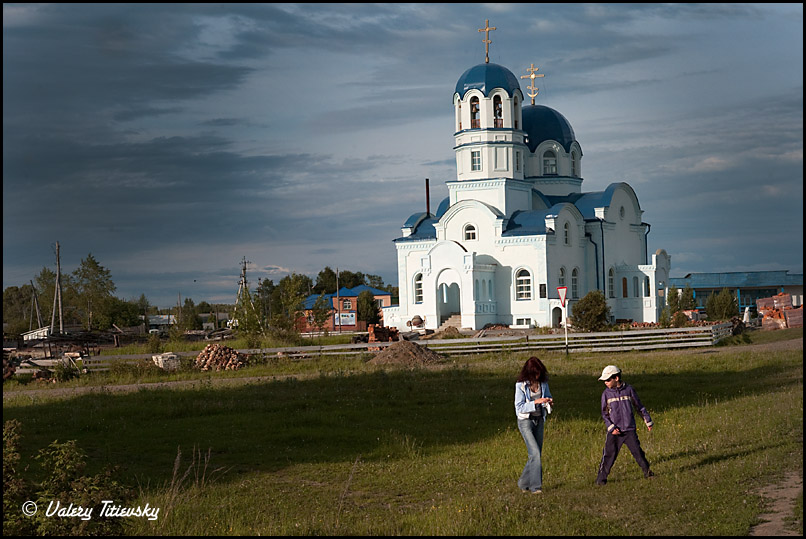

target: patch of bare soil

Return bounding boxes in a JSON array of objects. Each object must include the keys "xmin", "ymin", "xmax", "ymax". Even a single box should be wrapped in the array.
[
  {"xmin": 750, "ymin": 471, "xmax": 803, "ymax": 536},
  {"xmin": 367, "ymin": 340, "xmax": 444, "ymax": 368}
]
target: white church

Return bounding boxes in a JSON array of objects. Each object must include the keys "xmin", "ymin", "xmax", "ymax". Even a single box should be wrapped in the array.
[{"xmin": 383, "ymin": 31, "xmax": 670, "ymax": 332}]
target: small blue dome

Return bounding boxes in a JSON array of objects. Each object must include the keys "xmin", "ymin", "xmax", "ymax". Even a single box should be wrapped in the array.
[
  {"xmin": 522, "ymin": 105, "xmax": 577, "ymax": 153},
  {"xmin": 455, "ymin": 63, "xmax": 521, "ymax": 99}
]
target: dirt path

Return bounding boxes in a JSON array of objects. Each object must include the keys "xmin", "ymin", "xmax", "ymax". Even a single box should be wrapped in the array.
[{"xmin": 749, "ymin": 471, "xmax": 803, "ymax": 536}]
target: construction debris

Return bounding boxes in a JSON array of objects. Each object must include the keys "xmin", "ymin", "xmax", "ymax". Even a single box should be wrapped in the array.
[
  {"xmin": 367, "ymin": 324, "xmax": 400, "ymax": 351},
  {"xmin": 193, "ymin": 344, "xmax": 248, "ymax": 371},
  {"xmin": 368, "ymin": 340, "xmax": 443, "ymax": 368},
  {"xmin": 757, "ymin": 293, "xmax": 802, "ymax": 330},
  {"xmin": 152, "ymin": 352, "xmax": 181, "ymax": 371}
]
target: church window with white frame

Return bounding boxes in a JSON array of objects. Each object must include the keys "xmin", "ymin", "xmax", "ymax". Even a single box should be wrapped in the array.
[
  {"xmin": 414, "ymin": 273, "xmax": 423, "ymax": 304},
  {"xmin": 464, "ymin": 224, "xmax": 477, "ymax": 240},
  {"xmin": 559, "ymin": 267, "xmax": 566, "ymax": 287},
  {"xmin": 608, "ymin": 268, "xmax": 615, "ymax": 298},
  {"xmin": 571, "ymin": 151, "xmax": 578, "ymax": 177},
  {"xmin": 516, "ymin": 269, "xmax": 532, "ymax": 300},
  {"xmin": 563, "ymin": 222, "xmax": 570, "ymax": 245},
  {"xmin": 471, "ymin": 150, "xmax": 482, "ymax": 171},
  {"xmin": 572, "ymin": 268, "xmax": 579, "ymax": 298},
  {"xmin": 543, "ymin": 151, "xmax": 557, "ymax": 175}
]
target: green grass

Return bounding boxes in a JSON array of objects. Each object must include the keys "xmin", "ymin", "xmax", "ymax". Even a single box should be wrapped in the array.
[{"xmin": 3, "ymin": 332, "xmax": 802, "ymax": 535}]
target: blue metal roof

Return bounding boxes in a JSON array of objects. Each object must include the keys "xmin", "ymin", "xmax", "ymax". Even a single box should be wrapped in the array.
[
  {"xmin": 454, "ymin": 63, "xmax": 521, "ymax": 99},
  {"xmin": 502, "ymin": 209, "xmax": 551, "ymax": 236},
  {"xmin": 522, "ymin": 105, "xmax": 577, "ymax": 153},
  {"xmin": 545, "ymin": 183, "xmax": 634, "ymax": 220},
  {"xmin": 668, "ymin": 271, "xmax": 803, "ymax": 289},
  {"xmin": 303, "ymin": 285, "xmax": 391, "ymax": 309}
]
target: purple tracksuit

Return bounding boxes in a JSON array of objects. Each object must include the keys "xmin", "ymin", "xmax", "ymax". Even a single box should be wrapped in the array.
[{"xmin": 596, "ymin": 382, "xmax": 653, "ymax": 483}]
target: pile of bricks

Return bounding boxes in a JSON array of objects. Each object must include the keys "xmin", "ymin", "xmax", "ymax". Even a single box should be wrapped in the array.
[
  {"xmin": 367, "ymin": 324, "xmax": 399, "ymax": 352},
  {"xmin": 757, "ymin": 293, "xmax": 802, "ymax": 330}
]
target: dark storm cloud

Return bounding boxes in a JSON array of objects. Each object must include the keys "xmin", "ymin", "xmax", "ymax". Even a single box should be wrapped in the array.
[{"xmin": 3, "ymin": 4, "xmax": 802, "ymax": 307}]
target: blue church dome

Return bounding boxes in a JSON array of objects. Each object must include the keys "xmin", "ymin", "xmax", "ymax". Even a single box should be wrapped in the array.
[
  {"xmin": 454, "ymin": 63, "xmax": 521, "ymax": 99},
  {"xmin": 522, "ymin": 105, "xmax": 577, "ymax": 153}
]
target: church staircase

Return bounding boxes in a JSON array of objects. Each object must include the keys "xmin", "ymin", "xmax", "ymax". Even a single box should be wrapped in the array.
[{"xmin": 438, "ymin": 313, "xmax": 463, "ymax": 332}]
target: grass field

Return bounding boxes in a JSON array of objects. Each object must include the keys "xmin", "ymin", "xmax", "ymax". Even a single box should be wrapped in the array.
[{"xmin": 3, "ymin": 328, "xmax": 802, "ymax": 535}]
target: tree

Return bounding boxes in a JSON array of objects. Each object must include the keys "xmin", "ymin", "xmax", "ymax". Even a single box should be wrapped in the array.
[
  {"xmin": 309, "ymin": 294, "xmax": 333, "ymax": 335},
  {"xmin": 666, "ymin": 284, "xmax": 680, "ymax": 314},
  {"xmin": 571, "ymin": 290, "xmax": 611, "ymax": 332},
  {"xmin": 178, "ymin": 298, "xmax": 202, "ymax": 330},
  {"xmin": 2, "ymin": 284, "xmax": 35, "ymax": 336},
  {"xmin": 680, "ymin": 284, "xmax": 696, "ymax": 311},
  {"xmin": 94, "ymin": 297, "xmax": 142, "ymax": 330},
  {"xmin": 72, "ymin": 254, "xmax": 115, "ymax": 330},
  {"xmin": 270, "ymin": 273, "xmax": 312, "ymax": 335},
  {"xmin": 313, "ymin": 267, "xmax": 337, "ymax": 295},
  {"xmin": 706, "ymin": 288, "xmax": 738, "ymax": 321},
  {"xmin": 357, "ymin": 290, "xmax": 381, "ymax": 326},
  {"xmin": 254, "ymin": 278, "xmax": 275, "ymax": 328}
]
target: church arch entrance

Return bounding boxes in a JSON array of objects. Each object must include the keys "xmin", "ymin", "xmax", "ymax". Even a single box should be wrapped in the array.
[
  {"xmin": 552, "ymin": 306, "xmax": 563, "ymax": 328},
  {"xmin": 436, "ymin": 268, "xmax": 462, "ymax": 327}
]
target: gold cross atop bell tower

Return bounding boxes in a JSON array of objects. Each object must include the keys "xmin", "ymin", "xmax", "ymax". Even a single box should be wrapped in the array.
[
  {"xmin": 478, "ymin": 19, "xmax": 496, "ymax": 63},
  {"xmin": 521, "ymin": 63, "xmax": 545, "ymax": 105}
]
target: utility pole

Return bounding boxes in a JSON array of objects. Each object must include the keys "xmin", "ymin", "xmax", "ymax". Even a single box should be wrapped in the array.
[
  {"xmin": 336, "ymin": 267, "xmax": 341, "ymax": 334},
  {"xmin": 50, "ymin": 241, "xmax": 64, "ymax": 335}
]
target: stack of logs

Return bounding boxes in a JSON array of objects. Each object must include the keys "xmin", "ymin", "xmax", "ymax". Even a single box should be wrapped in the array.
[
  {"xmin": 194, "ymin": 343, "xmax": 248, "ymax": 371},
  {"xmin": 757, "ymin": 293, "xmax": 803, "ymax": 330}
]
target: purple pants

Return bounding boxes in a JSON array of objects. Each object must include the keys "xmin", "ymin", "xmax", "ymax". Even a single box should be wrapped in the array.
[{"xmin": 596, "ymin": 429, "xmax": 650, "ymax": 483}]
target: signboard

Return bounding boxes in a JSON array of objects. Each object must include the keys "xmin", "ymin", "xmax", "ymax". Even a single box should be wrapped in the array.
[
  {"xmin": 557, "ymin": 286, "xmax": 568, "ymax": 307},
  {"xmin": 334, "ymin": 312, "xmax": 356, "ymax": 326}
]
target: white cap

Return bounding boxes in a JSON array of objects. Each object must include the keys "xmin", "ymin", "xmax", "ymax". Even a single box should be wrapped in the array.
[{"xmin": 598, "ymin": 365, "xmax": 621, "ymax": 380}]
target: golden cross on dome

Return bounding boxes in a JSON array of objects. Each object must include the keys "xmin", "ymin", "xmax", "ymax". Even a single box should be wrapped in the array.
[
  {"xmin": 521, "ymin": 63, "xmax": 545, "ymax": 105},
  {"xmin": 478, "ymin": 19, "xmax": 496, "ymax": 63}
]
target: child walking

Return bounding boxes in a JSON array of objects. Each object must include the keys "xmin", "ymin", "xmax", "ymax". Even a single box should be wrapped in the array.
[{"xmin": 595, "ymin": 365, "xmax": 654, "ymax": 485}]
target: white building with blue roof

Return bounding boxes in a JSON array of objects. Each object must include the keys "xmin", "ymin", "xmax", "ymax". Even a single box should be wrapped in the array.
[{"xmin": 384, "ymin": 48, "xmax": 670, "ymax": 332}]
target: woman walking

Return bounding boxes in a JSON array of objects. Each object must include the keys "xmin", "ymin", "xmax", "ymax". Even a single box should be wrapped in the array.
[{"xmin": 514, "ymin": 356, "xmax": 554, "ymax": 493}]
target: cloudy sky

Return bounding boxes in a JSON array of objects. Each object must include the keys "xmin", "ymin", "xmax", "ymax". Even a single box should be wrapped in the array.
[{"xmin": 3, "ymin": 3, "xmax": 803, "ymax": 308}]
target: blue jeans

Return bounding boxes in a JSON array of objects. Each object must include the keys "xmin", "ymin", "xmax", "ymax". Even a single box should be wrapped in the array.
[{"xmin": 517, "ymin": 415, "xmax": 545, "ymax": 492}]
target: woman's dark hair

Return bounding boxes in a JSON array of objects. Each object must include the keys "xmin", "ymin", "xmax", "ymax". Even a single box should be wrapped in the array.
[{"xmin": 517, "ymin": 356, "xmax": 549, "ymax": 384}]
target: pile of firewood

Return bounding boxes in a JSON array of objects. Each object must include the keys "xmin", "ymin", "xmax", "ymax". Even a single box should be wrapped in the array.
[{"xmin": 194, "ymin": 344, "xmax": 248, "ymax": 371}]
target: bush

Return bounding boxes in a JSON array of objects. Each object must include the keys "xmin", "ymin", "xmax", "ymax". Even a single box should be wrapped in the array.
[
  {"xmin": 3, "ymin": 420, "xmax": 132, "ymax": 536},
  {"xmin": 571, "ymin": 290, "xmax": 611, "ymax": 332}
]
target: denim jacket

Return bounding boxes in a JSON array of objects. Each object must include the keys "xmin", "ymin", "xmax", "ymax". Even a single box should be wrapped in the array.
[{"xmin": 515, "ymin": 381, "xmax": 552, "ymax": 420}]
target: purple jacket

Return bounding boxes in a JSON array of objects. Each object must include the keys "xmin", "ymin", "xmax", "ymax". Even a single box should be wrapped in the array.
[{"xmin": 601, "ymin": 382, "xmax": 653, "ymax": 433}]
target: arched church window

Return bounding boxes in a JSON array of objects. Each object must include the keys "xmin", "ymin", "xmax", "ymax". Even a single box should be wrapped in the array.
[
  {"xmin": 622, "ymin": 277, "xmax": 628, "ymax": 298},
  {"xmin": 559, "ymin": 267, "xmax": 566, "ymax": 287},
  {"xmin": 633, "ymin": 276, "xmax": 640, "ymax": 298},
  {"xmin": 644, "ymin": 277, "xmax": 651, "ymax": 297},
  {"xmin": 608, "ymin": 268, "xmax": 615, "ymax": 298},
  {"xmin": 493, "ymin": 95, "xmax": 503, "ymax": 128},
  {"xmin": 457, "ymin": 101, "xmax": 462, "ymax": 131},
  {"xmin": 572, "ymin": 268, "xmax": 579, "ymax": 298},
  {"xmin": 516, "ymin": 269, "xmax": 532, "ymax": 300},
  {"xmin": 571, "ymin": 151, "xmax": 578, "ymax": 177},
  {"xmin": 414, "ymin": 273, "xmax": 423, "ymax": 304},
  {"xmin": 543, "ymin": 151, "xmax": 557, "ymax": 175},
  {"xmin": 470, "ymin": 97, "xmax": 480, "ymax": 128},
  {"xmin": 563, "ymin": 222, "xmax": 570, "ymax": 245},
  {"xmin": 464, "ymin": 224, "xmax": 477, "ymax": 240},
  {"xmin": 513, "ymin": 96, "xmax": 519, "ymax": 130}
]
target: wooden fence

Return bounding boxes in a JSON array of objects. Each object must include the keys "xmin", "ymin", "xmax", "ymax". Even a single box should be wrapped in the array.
[{"xmin": 13, "ymin": 324, "xmax": 733, "ymax": 374}]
